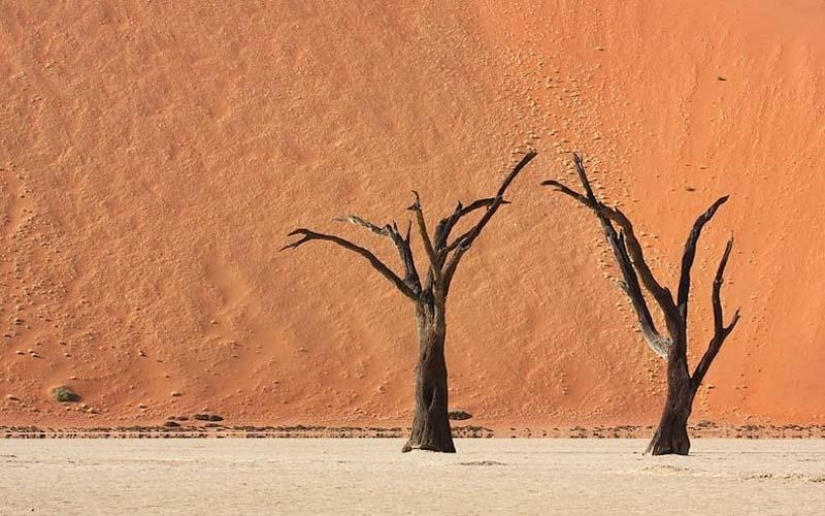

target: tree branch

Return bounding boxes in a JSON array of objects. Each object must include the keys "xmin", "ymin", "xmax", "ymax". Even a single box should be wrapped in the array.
[
  {"xmin": 441, "ymin": 150, "xmax": 537, "ymax": 292},
  {"xmin": 333, "ymin": 214, "xmax": 391, "ymax": 237},
  {"xmin": 676, "ymin": 196, "xmax": 729, "ymax": 321},
  {"xmin": 614, "ymin": 231, "xmax": 671, "ymax": 358},
  {"xmin": 543, "ymin": 154, "xmax": 673, "ymax": 356},
  {"xmin": 691, "ymin": 237, "xmax": 741, "ymax": 390},
  {"xmin": 543, "ymin": 154, "xmax": 676, "ymax": 319},
  {"xmin": 408, "ymin": 191, "xmax": 442, "ymax": 287},
  {"xmin": 442, "ymin": 201, "xmax": 514, "ymax": 256},
  {"xmin": 334, "ymin": 215, "xmax": 423, "ymax": 297},
  {"xmin": 281, "ymin": 228, "xmax": 418, "ymax": 300},
  {"xmin": 434, "ymin": 198, "xmax": 497, "ymax": 252},
  {"xmin": 391, "ymin": 221, "xmax": 424, "ymax": 296}
]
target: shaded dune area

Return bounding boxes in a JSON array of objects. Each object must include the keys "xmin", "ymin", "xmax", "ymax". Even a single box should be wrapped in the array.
[{"xmin": 1, "ymin": 0, "xmax": 824, "ymax": 431}]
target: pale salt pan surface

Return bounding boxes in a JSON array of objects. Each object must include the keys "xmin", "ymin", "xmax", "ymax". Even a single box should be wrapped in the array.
[{"xmin": 1, "ymin": 439, "xmax": 823, "ymax": 515}]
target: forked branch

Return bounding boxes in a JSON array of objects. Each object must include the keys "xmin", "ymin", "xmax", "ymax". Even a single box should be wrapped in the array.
[
  {"xmin": 284, "ymin": 150, "xmax": 537, "ymax": 302},
  {"xmin": 441, "ymin": 199, "xmax": 511, "ymax": 255},
  {"xmin": 691, "ymin": 237, "xmax": 741, "ymax": 390},
  {"xmin": 542, "ymin": 154, "xmax": 672, "ymax": 356},
  {"xmin": 434, "ymin": 198, "xmax": 497, "ymax": 254},
  {"xmin": 334, "ymin": 215, "xmax": 423, "ymax": 296},
  {"xmin": 543, "ymin": 154, "xmax": 676, "ymax": 317},
  {"xmin": 441, "ymin": 150, "xmax": 537, "ymax": 292},
  {"xmin": 544, "ymin": 153, "xmax": 740, "ymax": 370}
]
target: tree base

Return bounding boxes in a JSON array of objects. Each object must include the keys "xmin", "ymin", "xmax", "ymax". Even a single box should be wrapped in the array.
[
  {"xmin": 646, "ymin": 440, "xmax": 690, "ymax": 456},
  {"xmin": 402, "ymin": 414, "xmax": 456, "ymax": 454},
  {"xmin": 401, "ymin": 440, "xmax": 456, "ymax": 454},
  {"xmin": 645, "ymin": 421, "xmax": 691, "ymax": 456}
]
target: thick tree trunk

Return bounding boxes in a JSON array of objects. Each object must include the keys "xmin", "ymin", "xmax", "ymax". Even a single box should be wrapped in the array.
[
  {"xmin": 646, "ymin": 351, "xmax": 695, "ymax": 455},
  {"xmin": 402, "ymin": 305, "xmax": 455, "ymax": 453}
]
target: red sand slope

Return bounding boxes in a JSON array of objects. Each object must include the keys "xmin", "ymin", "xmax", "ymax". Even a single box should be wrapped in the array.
[{"xmin": 1, "ymin": 0, "xmax": 824, "ymax": 429}]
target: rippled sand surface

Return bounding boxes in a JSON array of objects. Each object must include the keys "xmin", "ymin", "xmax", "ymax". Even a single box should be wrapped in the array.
[
  {"xmin": 2, "ymin": 439, "xmax": 824, "ymax": 515},
  {"xmin": 3, "ymin": 0, "xmax": 825, "ymax": 432}
]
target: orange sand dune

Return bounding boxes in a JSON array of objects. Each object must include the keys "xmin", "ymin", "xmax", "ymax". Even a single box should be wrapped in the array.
[{"xmin": 1, "ymin": 0, "xmax": 824, "ymax": 430}]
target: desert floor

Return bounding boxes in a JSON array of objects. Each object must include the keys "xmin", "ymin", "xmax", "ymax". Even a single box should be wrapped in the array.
[{"xmin": 1, "ymin": 439, "xmax": 823, "ymax": 515}]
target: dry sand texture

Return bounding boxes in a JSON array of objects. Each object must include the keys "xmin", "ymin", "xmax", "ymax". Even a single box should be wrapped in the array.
[
  {"xmin": 1, "ymin": 439, "xmax": 824, "ymax": 515},
  {"xmin": 1, "ymin": 0, "xmax": 825, "ymax": 430}
]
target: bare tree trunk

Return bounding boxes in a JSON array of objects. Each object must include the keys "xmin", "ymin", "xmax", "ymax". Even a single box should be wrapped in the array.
[
  {"xmin": 646, "ymin": 350, "xmax": 694, "ymax": 455},
  {"xmin": 402, "ymin": 304, "xmax": 455, "ymax": 453}
]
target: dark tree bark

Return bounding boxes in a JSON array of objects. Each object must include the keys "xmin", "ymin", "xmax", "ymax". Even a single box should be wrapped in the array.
[
  {"xmin": 647, "ymin": 351, "xmax": 694, "ymax": 455},
  {"xmin": 403, "ymin": 301, "xmax": 454, "ymax": 452},
  {"xmin": 543, "ymin": 154, "xmax": 741, "ymax": 456},
  {"xmin": 284, "ymin": 151, "xmax": 537, "ymax": 453}
]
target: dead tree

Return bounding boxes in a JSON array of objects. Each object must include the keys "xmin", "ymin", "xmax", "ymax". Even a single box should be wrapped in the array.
[
  {"xmin": 543, "ymin": 154, "xmax": 740, "ymax": 455},
  {"xmin": 283, "ymin": 151, "xmax": 537, "ymax": 453}
]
